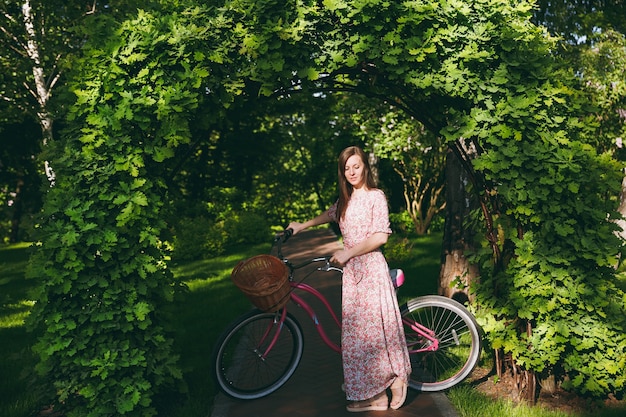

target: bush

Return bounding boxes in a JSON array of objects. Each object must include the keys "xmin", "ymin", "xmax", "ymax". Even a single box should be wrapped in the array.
[
  {"xmin": 223, "ymin": 212, "xmax": 271, "ymax": 246},
  {"xmin": 171, "ymin": 217, "xmax": 226, "ymax": 261},
  {"xmin": 384, "ymin": 235, "xmax": 415, "ymax": 263},
  {"xmin": 390, "ymin": 211, "xmax": 414, "ymax": 235},
  {"xmin": 171, "ymin": 212, "xmax": 271, "ymax": 261}
]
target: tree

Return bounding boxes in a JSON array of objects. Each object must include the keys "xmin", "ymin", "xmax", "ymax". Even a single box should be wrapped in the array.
[
  {"xmin": 164, "ymin": 90, "xmax": 354, "ymax": 235},
  {"xmin": 27, "ymin": 1, "xmax": 626, "ymax": 415},
  {"xmin": 575, "ymin": 30, "xmax": 626, "ymax": 243},
  {"xmin": 25, "ymin": 9, "xmax": 203, "ymax": 416},
  {"xmin": 524, "ymin": 1, "xmax": 626, "ymax": 399},
  {"xmin": 533, "ymin": 0, "xmax": 626, "ymax": 45},
  {"xmin": 532, "ymin": 0, "xmax": 626, "ymax": 248},
  {"xmin": 248, "ymin": 93, "xmax": 358, "ymax": 225},
  {"xmin": 353, "ymin": 104, "xmax": 447, "ymax": 235},
  {"xmin": 0, "ymin": 0, "xmax": 89, "ymax": 183},
  {"xmin": 0, "ymin": 118, "xmax": 42, "ymax": 242},
  {"xmin": 0, "ymin": 0, "xmax": 169, "ymax": 238}
]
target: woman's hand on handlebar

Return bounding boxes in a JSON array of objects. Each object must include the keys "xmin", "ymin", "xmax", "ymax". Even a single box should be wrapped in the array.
[
  {"xmin": 330, "ymin": 249, "xmax": 350, "ymax": 267},
  {"xmin": 286, "ymin": 222, "xmax": 305, "ymax": 235}
]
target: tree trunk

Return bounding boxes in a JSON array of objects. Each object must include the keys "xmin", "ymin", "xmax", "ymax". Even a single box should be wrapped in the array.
[
  {"xmin": 368, "ymin": 151, "xmax": 379, "ymax": 185},
  {"xmin": 439, "ymin": 148, "xmax": 479, "ymax": 304},
  {"xmin": 616, "ymin": 172, "xmax": 626, "ymax": 260},
  {"xmin": 22, "ymin": 0, "xmax": 57, "ymax": 185}
]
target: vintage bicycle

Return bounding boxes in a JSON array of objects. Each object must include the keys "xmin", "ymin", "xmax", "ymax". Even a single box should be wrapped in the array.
[{"xmin": 211, "ymin": 229, "xmax": 482, "ymax": 400}]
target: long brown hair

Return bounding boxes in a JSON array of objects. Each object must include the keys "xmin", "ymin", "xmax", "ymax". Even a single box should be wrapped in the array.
[{"xmin": 335, "ymin": 146, "xmax": 377, "ymax": 221}]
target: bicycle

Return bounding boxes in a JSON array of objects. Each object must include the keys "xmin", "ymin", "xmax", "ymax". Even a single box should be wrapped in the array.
[{"xmin": 211, "ymin": 229, "xmax": 482, "ymax": 400}]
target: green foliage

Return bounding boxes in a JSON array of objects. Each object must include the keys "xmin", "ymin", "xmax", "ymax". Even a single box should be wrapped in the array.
[
  {"xmin": 384, "ymin": 235, "xmax": 415, "ymax": 264},
  {"xmin": 171, "ymin": 212, "xmax": 270, "ymax": 262},
  {"xmin": 575, "ymin": 29, "xmax": 626, "ymax": 157},
  {"xmin": 471, "ymin": 143, "xmax": 626, "ymax": 395},
  {"xmin": 171, "ymin": 217, "xmax": 226, "ymax": 261},
  {"xmin": 23, "ymin": 0, "xmax": 626, "ymax": 414},
  {"xmin": 356, "ymin": 105, "xmax": 447, "ymax": 235},
  {"xmin": 243, "ymin": 93, "xmax": 357, "ymax": 224},
  {"xmin": 533, "ymin": 0, "xmax": 626, "ymax": 46},
  {"xmin": 389, "ymin": 211, "xmax": 415, "ymax": 235},
  {"xmin": 25, "ymin": 9, "xmax": 217, "ymax": 416},
  {"xmin": 223, "ymin": 211, "xmax": 271, "ymax": 245}
]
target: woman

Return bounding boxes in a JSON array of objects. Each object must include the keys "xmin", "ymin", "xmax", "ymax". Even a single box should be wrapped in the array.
[{"xmin": 287, "ymin": 146, "xmax": 411, "ymax": 412}]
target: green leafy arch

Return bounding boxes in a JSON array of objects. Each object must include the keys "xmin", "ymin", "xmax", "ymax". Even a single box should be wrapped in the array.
[{"xmin": 29, "ymin": 1, "xmax": 626, "ymax": 415}]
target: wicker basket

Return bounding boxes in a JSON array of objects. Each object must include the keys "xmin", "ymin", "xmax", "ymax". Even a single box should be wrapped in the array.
[{"xmin": 231, "ymin": 254, "xmax": 290, "ymax": 312}]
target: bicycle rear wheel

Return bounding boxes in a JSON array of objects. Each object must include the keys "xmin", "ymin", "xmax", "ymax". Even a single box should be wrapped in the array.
[
  {"xmin": 401, "ymin": 295, "xmax": 482, "ymax": 391},
  {"xmin": 212, "ymin": 309, "xmax": 304, "ymax": 400}
]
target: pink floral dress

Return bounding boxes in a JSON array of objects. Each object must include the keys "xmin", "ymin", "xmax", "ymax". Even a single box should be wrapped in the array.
[{"xmin": 328, "ymin": 189, "xmax": 411, "ymax": 401}]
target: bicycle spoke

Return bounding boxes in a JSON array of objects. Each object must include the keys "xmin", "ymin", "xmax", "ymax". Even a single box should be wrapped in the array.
[
  {"xmin": 213, "ymin": 311, "xmax": 304, "ymax": 399},
  {"xmin": 402, "ymin": 296, "xmax": 481, "ymax": 391}
]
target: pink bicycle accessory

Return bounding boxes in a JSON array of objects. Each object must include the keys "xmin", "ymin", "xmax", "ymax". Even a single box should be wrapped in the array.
[{"xmin": 390, "ymin": 268, "xmax": 405, "ymax": 288}]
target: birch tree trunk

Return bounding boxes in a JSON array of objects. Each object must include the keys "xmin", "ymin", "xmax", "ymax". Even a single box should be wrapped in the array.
[{"xmin": 21, "ymin": 0, "xmax": 58, "ymax": 184}]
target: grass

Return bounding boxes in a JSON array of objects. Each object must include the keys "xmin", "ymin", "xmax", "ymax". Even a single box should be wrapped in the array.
[
  {"xmin": 0, "ymin": 243, "xmax": 41, "ymax": 417},
  {"xmin": 1, "ymin": 232, "xmax": 625, "ymax": 417},
  {"xmin": 448, "ymin": 385, "xmax": 574, "ymax": 417},
  {"xmin": 159, "ymin": 241, "xmax": 271, "ymax": 416},
  {"xmin": 448, "ymin": 384, "xmax": 626, "ymax": 417},
  {"xmin": 385, "ymin": 232, "xmax": 443, "ymax": 300}
]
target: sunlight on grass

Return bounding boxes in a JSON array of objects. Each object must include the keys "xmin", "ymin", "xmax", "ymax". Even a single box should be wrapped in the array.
[
  {"xmin": 449, "ymin": 383, "xmax": 626, "ymax": 417},
  {"xmin": 450, "ymin": 385, "xmax": 571, "ymax": 417},
  {"xmin": 0, "ymin": 242, "xmax": 31, "ymax": 250},
  {"xmin": 0, "ymin": 300, "xmax": 35, "ymax": 328}
]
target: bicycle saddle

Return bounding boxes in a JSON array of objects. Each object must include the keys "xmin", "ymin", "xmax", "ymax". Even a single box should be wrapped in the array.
[{"xmin": 390, "ymin": 268, "xmax": 405, "ymax": 289}]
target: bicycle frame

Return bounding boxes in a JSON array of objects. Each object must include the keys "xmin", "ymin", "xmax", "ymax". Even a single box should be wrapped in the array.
[
  {"xmin": 256, "ymin": 260, "xmax": 440, "ymax": 359},
  {"xmin": 213, "ymin": 232, "xmax": 482, "ymax": 399}
]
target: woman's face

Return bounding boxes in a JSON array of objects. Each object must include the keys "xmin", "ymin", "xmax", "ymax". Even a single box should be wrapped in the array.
[{"xmin": 344, "ymin": 154, "xmax": 365, "ymax": 188}]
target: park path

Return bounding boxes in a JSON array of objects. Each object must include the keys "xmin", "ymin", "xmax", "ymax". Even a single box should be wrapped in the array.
[{"xmin": 210, "ymin": 228, "xmax": 460, "ymax": 417}]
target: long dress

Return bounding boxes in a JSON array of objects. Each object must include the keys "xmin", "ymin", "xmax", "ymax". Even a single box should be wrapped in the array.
[{"xmin": 328, "ymin": 188, "xmax": 412, "ymax": 401}]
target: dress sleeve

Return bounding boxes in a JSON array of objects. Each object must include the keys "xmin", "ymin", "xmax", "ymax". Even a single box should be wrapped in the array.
[
  {"xmin": 328, "ymin": 200, "xmax": 338, "ymax": 222},
  {"xmin": 371, "ymin": 190, "xmax": 392, "ymax": 235}
]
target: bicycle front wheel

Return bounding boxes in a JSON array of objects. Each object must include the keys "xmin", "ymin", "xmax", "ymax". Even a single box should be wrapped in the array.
[
  {"xmin": 212, "ymin": 309, "xmax": 304, "ymax": 400},
  {"xmin": 401, "ymin": 295, "xmax": 482, "ymax": 392}
]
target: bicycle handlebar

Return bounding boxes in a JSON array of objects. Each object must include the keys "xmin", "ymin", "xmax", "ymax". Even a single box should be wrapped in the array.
[
  {"xmin": 273, "ymin": 228, "xmax": 293, "ymax": 246},
  {"xmin": 274, "ymin": 228, "xmax": 341, "ymax": 274}
]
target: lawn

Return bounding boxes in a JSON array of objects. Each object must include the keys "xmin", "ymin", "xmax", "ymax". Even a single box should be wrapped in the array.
[
  {"xmin": 0, "ymin": 243, "xmax": 40, "ymax": 417},
  {"xmin": 0, "ymin": 239, "xmax": 274, "ymax": 417},
  {"xmin": 1, "ymin": 231, "xmax": 625, "ymax": 417}
]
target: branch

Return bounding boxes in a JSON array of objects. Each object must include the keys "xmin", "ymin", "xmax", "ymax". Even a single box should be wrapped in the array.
[
  {"xmin": 1, "ymin": 9, "xmax": 17, "ymax": 24},
  {"xmin": 0, "ymin": 94, "xmax": 15, "ymax": 103},
  {"xmin": 22, "ymin": 80, "xmax": 38, "ymax": 101},
  {"xmin": 0, "ymin": 19, "xmax": 29, "ymax": 58},
  {"xmin": 267, "ymin": 66, "xmax": 447, "ymax": 133},
  {"xmin": 86, "ymin": 0, "xmax": 97, "ymax": 15},
  {"xmin": 0, "ymin": 93, "xmax": 27, "ymax": 112},
  {"xmin": 46, "ymin": 54, "xmax": 63, "ymax": 91},
  {"xmin": 47, "ymin": 71, "xmax": 62, "ymax": 93}
]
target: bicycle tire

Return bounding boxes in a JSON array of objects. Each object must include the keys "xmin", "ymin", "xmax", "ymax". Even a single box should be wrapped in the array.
[
  {"xmin": 401, "ymin": 295, "xmax": 482, "ymax": 391},
  {"xmin": 212, "ymin": 309, "xmax": 304, "ymax": 400}
]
